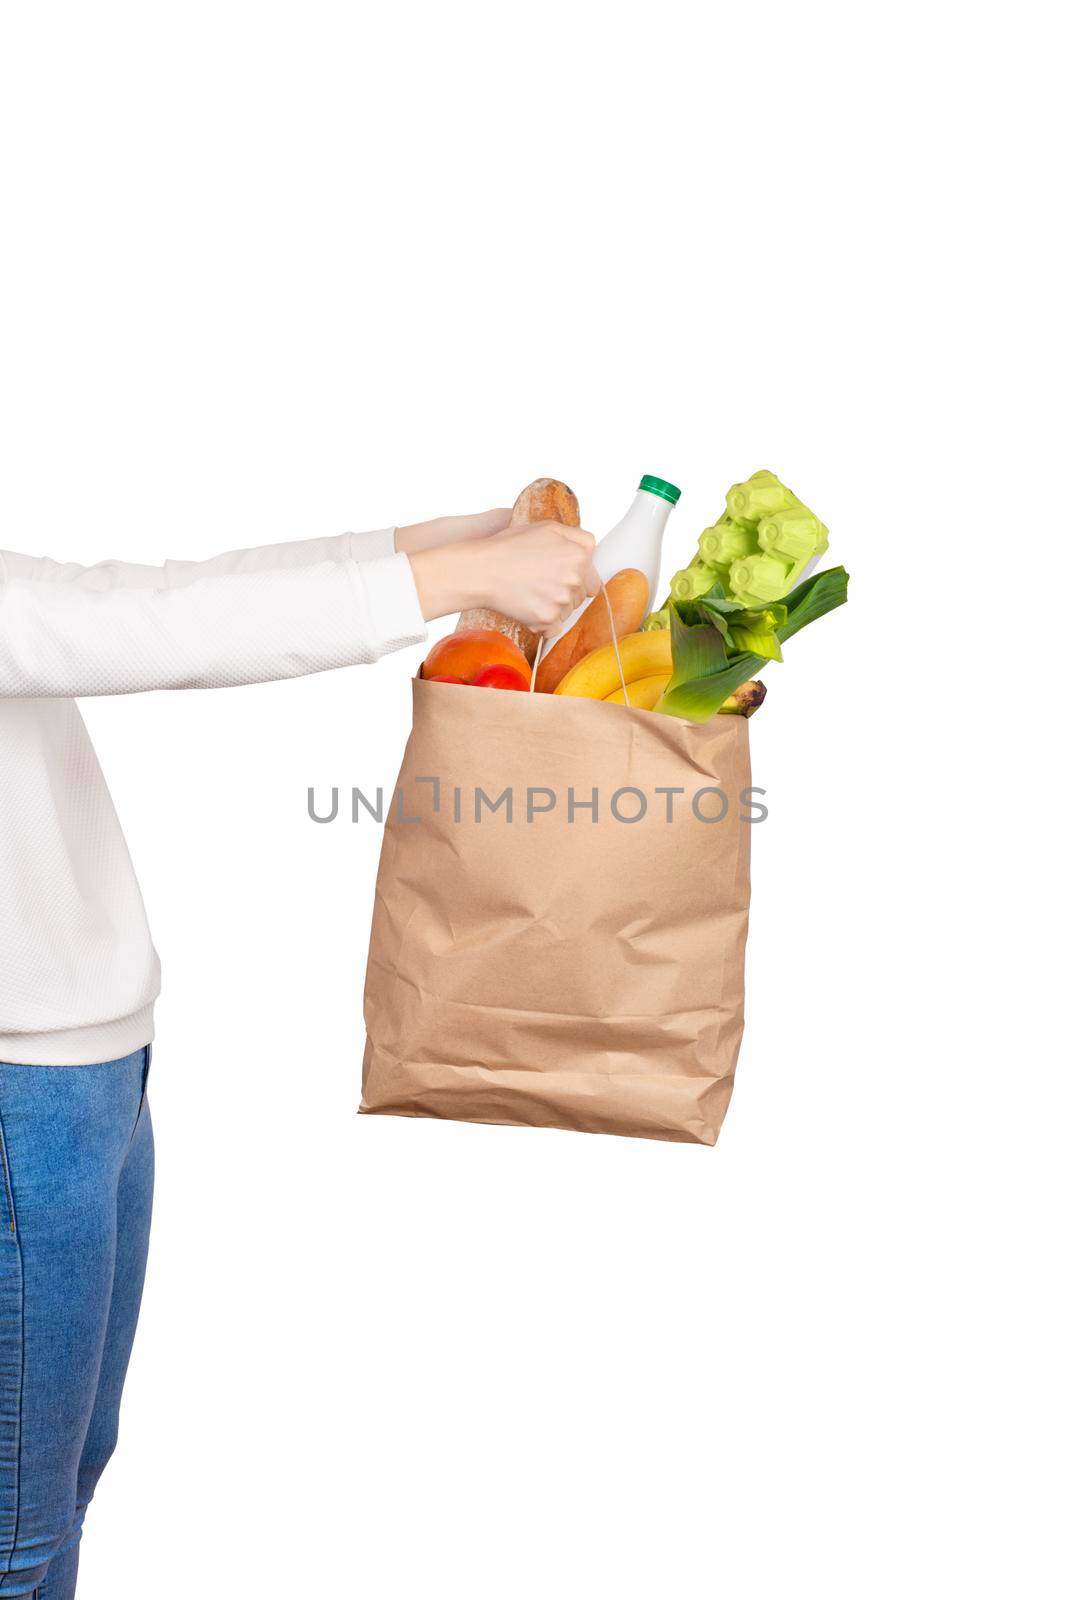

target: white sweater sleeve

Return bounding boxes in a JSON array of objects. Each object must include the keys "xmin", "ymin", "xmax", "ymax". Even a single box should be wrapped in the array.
[{"xmin": 0, "ymin": 527, "xmax": 428, "ymax": 696}]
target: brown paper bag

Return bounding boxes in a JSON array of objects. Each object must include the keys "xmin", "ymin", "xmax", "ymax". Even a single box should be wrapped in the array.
[{"xmin": 361, "ymin": 677, "xmax": 753, "ymax": 1145}]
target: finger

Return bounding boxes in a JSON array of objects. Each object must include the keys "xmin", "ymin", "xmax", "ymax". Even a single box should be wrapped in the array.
[
  {"xmin": 576, "ymin": 550, "xmax": 600, "ymax": 598},
  {"xmin": 555, "ymin": 524, "xmax": 596, "ymax": 550}
]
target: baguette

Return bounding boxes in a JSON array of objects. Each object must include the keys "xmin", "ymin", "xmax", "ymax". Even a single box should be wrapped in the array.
[
  {"xmin": 534, "ymin": 568, "xmax": 649, "ymax": 693},
  {"xmin": 457, "ymin": 477, "xmax": 581, "ymax": 664}
]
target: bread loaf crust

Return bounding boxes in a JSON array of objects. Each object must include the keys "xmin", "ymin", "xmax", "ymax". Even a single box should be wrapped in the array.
[
  {"xmin": 457, "ymin": 478, "xmax": 581, "ymax": 663},
  {"xmin": 534, "ymin": 568, "xmax": 649, "ymax": 693},
  {"xmin": 511, "ymin": 477, "xmax": 580, "ymax": 530}
]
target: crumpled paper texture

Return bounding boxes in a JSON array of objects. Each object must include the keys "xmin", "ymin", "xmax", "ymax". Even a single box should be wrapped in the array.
[{"xmin": 361, "ymin": 677, "xmax": 752, "ymax": 1144}]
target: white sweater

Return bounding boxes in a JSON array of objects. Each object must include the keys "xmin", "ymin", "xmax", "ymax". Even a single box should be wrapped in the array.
[{"xmin": 0, "ymin": 527, "xmax": 427, "ymax": 1065}]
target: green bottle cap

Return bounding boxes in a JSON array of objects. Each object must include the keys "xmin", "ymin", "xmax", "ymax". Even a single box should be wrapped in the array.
[{"xmin": 639, "ymin": 474, "xmax": 681, "ymax": 505}]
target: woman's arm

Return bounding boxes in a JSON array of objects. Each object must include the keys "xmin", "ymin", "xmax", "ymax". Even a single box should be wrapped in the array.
[
  {"xmin": 0, "ymin": 528, "xmax": 429, "ymax": 697},
  {"xmin": 0, "ymin": 517, "xmax": 596, "ymax": 698}
]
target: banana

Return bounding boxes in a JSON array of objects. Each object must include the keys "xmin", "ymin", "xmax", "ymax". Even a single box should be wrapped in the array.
[
  {"xmin": 553, "ymin": 630, "xmax": 672, "ymax": 699},
  {"xmin": 609, "ymin": 675, "xmax": 767, "ymax": 715},
  {"xmin": 604, "ymin": 672, "xmax": 671, "ymax": 708},
  {"xmin": 718, "ymin": 679, "xmax": 767, "ymax": 717}
]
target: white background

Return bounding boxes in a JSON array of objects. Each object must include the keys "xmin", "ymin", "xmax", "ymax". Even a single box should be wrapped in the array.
[{"xmin": 1, "ymin": 2, "xmax": 1062, "ymax": 1596}]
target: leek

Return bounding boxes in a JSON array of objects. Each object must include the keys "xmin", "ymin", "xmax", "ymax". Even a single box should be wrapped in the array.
[{"xmin": 655, "ymin": 566, "xmax": 849, "ymax": 720}]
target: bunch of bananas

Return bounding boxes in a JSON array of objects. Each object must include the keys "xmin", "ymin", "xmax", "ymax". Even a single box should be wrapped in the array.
[{"xmin": 551, "ymin": 632, "xmax": 765, "ymax": 717}]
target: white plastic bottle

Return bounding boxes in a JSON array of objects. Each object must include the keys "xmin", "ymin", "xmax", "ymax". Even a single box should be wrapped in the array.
[{"xmin": 543, "ymin": 474, "xmax": 681, "ymax": 649}]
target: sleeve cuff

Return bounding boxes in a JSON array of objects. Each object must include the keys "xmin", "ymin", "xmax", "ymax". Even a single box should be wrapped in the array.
[
  {"xmin": 345, "ymin": 526, "xmax": 399, "ymax": 562},
  {"xmin": 347, "ymin": 551, "xmax": 428, "ymax": 659}
]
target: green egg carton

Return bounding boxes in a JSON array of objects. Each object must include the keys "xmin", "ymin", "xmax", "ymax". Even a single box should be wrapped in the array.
[
  {"xmin": 698, "ymin": 514, "xmax": 758, "ymax": 573},
  {"xmin": 669, "ymin": 561, "xmax": 721, "ymax": 603},
  {"xmin": 725, "ymin": 469, "xmax": 799, "ymax": 529},
  {"xmin": 651, "ymin": 468, "xmax": 830, "ymax": 617},
  {"xmin": 729, "ymin": 507, "xmax": 829, "ymax": 606}
]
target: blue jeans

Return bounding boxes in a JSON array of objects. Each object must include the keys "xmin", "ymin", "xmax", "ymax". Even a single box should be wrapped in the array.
[{"xmin": 0, "ymin": 1046, "xmax": 154, "ymax": 1598}]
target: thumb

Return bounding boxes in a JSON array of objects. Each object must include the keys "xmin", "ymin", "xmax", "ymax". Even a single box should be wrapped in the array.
[{"xmin": 469, "ymin": 507, "xmax": 513, "ymax": 538}]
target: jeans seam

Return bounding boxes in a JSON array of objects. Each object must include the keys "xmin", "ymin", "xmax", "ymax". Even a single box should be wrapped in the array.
[
  {"xmin": 0, "ymin": 1112, "xmax": 27, "ymax": 1589},
  {"xmin": 0, "ymin": 1124, "xmax": 15, "ymax": 1241},
  {"xmin": 129, "ymin": 1044, "xmax": 151, "ymax": 1144}
]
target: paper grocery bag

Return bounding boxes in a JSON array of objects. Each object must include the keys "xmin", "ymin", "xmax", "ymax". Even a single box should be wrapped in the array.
[{"xmin": 360, "ymin": 677, "xmax": 753, "ymax": 1145}]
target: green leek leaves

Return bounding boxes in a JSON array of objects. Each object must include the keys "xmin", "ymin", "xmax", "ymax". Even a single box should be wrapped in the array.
[{"xmin": 655, "ymin": 566, "xmax": 849, "ymax": 720}]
